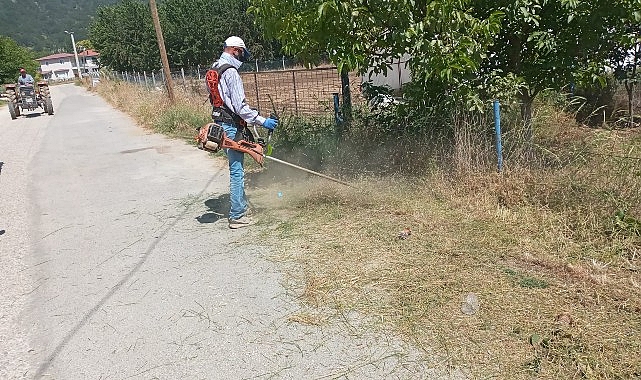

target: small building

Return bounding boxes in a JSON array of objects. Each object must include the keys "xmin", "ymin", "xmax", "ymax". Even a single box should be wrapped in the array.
[
  {"xmin": 37, "ymin": 50, "xmax": 100, "ymax": 81},
  {"xmin": 362, "ymin": 54, "xmax": 411, "ymax": 91}
]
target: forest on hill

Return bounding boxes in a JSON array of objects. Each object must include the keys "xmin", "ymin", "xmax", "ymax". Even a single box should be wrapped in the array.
[{"xmin": 0, "ymin": 0, "xmax": 118, "ymax": 54}]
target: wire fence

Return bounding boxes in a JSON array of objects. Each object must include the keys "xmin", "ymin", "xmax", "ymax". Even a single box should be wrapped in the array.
[{"xmin": 102, "ymin": 60, "xmax": 363, "ymax": 117}]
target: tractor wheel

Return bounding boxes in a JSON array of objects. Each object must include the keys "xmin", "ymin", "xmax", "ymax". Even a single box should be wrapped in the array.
[
  {"xmin": 9, "ymin": 90, "xmax": 22, "ymax": 117},
  {"xmin": 8, "ymin": 102, "xmax": 17, "ymax": 119},
  {"xmin": 7, "ymin": 89, "xmax": 17, "ymax": 119},
  {"xmin": 45, "ymin": 97, "xmax": 54, "ymax": 115}
]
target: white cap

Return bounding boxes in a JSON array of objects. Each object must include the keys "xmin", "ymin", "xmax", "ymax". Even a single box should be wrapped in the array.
[
  {"xmin": 224, "ymin": 36, "xmax": 250, "ymax": 60},
  {"xmin": 224, "ymin": 36, "xmax": 246, "ymax": 49}
]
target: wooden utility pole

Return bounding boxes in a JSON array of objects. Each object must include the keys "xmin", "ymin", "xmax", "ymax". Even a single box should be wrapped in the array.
[{"xmin": 149, "ymin": 0, "xmax": 175, "ymax": 103}]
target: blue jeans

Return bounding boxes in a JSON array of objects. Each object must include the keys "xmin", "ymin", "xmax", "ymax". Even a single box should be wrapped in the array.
[{"xmin": 222, "ymin": 123, "xmax": 247, "ymax": 220}]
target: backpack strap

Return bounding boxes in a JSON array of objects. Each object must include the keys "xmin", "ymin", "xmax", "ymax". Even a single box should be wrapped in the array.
[
  {"xmin": 207, "ymin": 63, "xmax": 245, "ymax": 131},
  {"xmin": 206, "ymin": 63, "xmax": 234, "ymax": 107}
]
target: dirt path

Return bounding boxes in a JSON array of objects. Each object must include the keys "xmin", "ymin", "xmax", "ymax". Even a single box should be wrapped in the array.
[{"xmin": 0, "ymin": 84, "xmax": 460, "ymax": 379}]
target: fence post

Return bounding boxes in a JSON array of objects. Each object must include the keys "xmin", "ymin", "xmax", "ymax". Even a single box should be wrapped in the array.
[
  {"xmin": 197, "ymin": 65, "xmax": 201, "ymax": 81},
  {"xmin": 152, "ymin": 71, "xmax": 156, "ymax": 88},
  {"xmin": 340, "ymin": 70, "xmax": 352, "ymax": 126},
  {"xmin": 144, "ymin": 71, "xmax": 148, "ymax": 89},
  {"xmin": 282, "ymin": 56, "xmax": 285, "ymax": 70},
  {"xmin": 292, "ymin": 71, "xmax": 299, "ymax": 116},
  {"xmin": 181, "ymin": 67, "xmax": 186, "ymax": 90},
  {"xmin": 254, "ymin": 72, "xmax": 261, "ymax": 111},
  {"xmin": 124, "ymin": 71, "xmax": 129, "ymax": 82},
  {"xmin": 494, "ymin": 99, "xmax": 504, "ymax": 173},
  {"xmin": 255, "ymin": 59, "xmax": 259, "ymax": 72}
]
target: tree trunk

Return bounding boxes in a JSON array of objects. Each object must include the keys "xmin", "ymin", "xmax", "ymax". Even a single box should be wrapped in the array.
[
  {"xmin": 340, "ymin": 70, "xmax": 352, "ymax": 127},
  {"xmin": 626, "ymin": 81, "xmax": 633, "ymax": 128}
]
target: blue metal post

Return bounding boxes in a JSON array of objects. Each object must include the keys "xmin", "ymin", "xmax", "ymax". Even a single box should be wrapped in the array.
[{"xmin": 493, "ymin": 100, "xmax": 504, "ymax": 172}]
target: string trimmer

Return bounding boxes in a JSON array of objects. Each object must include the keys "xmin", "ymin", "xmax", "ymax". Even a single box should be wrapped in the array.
[{"xmin": 195, "ymin": 121, "xmax": 353, "ymax": 187}]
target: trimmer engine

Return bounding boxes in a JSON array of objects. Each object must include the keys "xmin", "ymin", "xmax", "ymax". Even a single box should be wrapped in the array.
[{"xmin": 196, "ymin": 122, "xmax": 265, "ymax": 165}]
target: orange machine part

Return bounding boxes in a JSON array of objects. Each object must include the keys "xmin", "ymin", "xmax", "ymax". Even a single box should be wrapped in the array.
[{"xmin": 196, "ymin": 123, "xmax": 264, "ymax": 165}]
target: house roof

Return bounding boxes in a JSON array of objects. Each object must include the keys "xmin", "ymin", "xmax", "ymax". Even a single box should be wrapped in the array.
[
  {"xmin": 78, "ymin": 49, "xmax": 99, "ymax": 57},
  {"xmin": 36, "ymin": 50, "xmax": 100, "ymax": 61},
  {"xmin": 37, "ymin": 53, "xmax": 74, "ymax": 61}
]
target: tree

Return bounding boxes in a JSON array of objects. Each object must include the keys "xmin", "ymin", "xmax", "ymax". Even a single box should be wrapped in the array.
[
  {"xmin": 76, "ymin": 39, "xmax": 95, "ymax": 52},
  {"xmin": 471, "ymin": 0, "xmax": 625, "ymax": 137},
  {"xmin": 0, "ymin": 36, "xmax": 38, "ymax": 85},
  {"xmin": 161, "ymin": 0, "xmax": 279, "ymax": 67},
  {"xmin": 252, "ymin": 0, "xmax": 632, "ymax": 137},
  {"xmin": 90, "ymin": 0, "xmax": 281, "ymax": 71},
  {"xmin": 90, "ymin": 0, "xmax": 160, "ymax": 71},
  {"xmin": 608, "ymin": 2, "xmax": 641, "ymax": 127},
  {"xmin": 250, "ymin": 0, "xmax": 501, "ymax": 90}
]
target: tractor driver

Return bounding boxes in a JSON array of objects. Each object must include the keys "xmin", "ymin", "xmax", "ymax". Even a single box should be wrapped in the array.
[
  {"xmin": 18, "ymin": 68, "xmax": 34, "ymax": 86},
  {"xmin": 211, "ymin": 36, "xmax": 279, "ymax": 229}
]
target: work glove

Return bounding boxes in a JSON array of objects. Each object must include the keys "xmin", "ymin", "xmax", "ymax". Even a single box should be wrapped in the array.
[{"xmin": 263, "ymin": 117, "xmax": 278, "ymax": 130}]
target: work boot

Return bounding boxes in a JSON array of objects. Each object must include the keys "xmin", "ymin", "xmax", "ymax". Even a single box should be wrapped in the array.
[{"xmin": 228, "ymin": 216, "xmax": 253, "ymax": 229}]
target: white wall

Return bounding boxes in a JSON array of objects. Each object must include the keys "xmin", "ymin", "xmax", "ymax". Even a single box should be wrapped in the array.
[
  {"xmin": 362, "ymin": 55, "xmax": 411, "ymax": 90},
  {"xmin": 40, "ymin": 58, "xmax": 75, "ymax": 80}
]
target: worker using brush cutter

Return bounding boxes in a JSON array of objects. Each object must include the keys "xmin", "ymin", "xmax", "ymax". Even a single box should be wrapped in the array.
[{"xmin": 208, "ymin": 36, "xmax": 278, "ymax": 229}]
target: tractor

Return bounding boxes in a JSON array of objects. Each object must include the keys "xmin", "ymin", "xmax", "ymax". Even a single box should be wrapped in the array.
[{"xmin": 4, "ymin": 82, "xmax": 54, "ymax": 119}]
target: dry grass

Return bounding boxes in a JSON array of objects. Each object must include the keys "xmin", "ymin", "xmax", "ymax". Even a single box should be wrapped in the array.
[
  {"xmin": 92, "ymin": 80, "xmax": 211, "ymax": 140},
  {"xmin": 250, "ymin": 122, "xmax": 641, "ymax": 379},
  {"xmin": 252, "ymin": 168, "xmax": 641, "ymax": 379}
]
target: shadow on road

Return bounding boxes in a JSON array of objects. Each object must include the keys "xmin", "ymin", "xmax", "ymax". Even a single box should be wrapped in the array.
[{"xmin": 196, "ymin": 193, "xmax": 229, "ymax": 223}]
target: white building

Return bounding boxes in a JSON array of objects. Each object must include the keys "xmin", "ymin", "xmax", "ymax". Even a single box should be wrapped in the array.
[
  {"xmin": 37, "ymin": 50, "xmax": 100, "ymax": 81},
  {"xmin": 362, "ymin": 54, "xmax": 412, "ymax": 90}
]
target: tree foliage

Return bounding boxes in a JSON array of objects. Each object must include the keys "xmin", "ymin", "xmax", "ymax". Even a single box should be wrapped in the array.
[
  {"xmin": 76, "ymin": 39, "xmax": 95, "ymax": 52},
  {"xmin": 250, "ymin": 0, "xmax": 502, "ymax": 77},
  {"xmin": 471, "ymin": 0, "xmax": 626, "ymax": 129},
  {"xmin": 607, "ymin": 0, "xmax": 641, "ymax": 125},
  {"xmin": 89, "ymin": 0, "xmax": 280, "ymax": 71},
  {"xmin": 161, "ymin": 0, "xmax": 279, "ymax": 67},
  {"xmin": 0, "ymin": 36, "xmax": 39, "ymax": 85},
  {"xmin": 251, "ymin": 0, "xmax": 634, "ymax": 129},
  {"xmin": 90, "ymin": 0, "xmax": 159, "ymax": 72}
]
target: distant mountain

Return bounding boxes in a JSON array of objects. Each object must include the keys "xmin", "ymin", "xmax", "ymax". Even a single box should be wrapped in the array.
[{"xmin": 0, "ymin": 0, "xmax": 120, "ymax": 54}]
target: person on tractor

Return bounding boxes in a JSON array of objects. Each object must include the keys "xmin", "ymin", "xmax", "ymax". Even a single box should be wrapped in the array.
[
  {"xmin": 210, "ymin": 36, "xmax": 278, "ymax": 229},
  {"xmin": 18, "ymin": 68, "xmax": 34, "ymax": 86}
]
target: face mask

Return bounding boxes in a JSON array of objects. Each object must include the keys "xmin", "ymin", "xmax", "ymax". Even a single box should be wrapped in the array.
[{"xmin": 234, "ymin": 49, "xmax": 248, "ymax": 63}]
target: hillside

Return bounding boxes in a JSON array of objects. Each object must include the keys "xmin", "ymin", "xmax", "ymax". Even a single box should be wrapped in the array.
[{"xmin": 0, "ymin": 0, "xmax": 119, "ymax": 53}]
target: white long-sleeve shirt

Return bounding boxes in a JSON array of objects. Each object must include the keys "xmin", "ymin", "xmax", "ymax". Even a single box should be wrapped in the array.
[
  {"xmin": 18, "ymin": 74, "xmax": 34, "ymax": 85},
  {"xmin": 212, "ymin": 52, "xmax": 266, "ymax": 126}
]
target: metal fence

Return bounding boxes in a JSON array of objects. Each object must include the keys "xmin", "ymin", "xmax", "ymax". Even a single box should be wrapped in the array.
[{"xmin": 103, "ymin": 61, "xmax": 363, "ymax": 117}]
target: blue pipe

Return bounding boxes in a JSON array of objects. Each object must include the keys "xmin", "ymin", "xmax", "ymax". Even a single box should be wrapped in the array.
[{"xmin": 494, "ymin": 100, "xmax": 504, "ymax": 172}]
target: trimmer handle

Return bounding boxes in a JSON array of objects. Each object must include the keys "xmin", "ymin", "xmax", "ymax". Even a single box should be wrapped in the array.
[{"xmin": 268, "ymin": 113, "xmax": 278, "ymax": 141}]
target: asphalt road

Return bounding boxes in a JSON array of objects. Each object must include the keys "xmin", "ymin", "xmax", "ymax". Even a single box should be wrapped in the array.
[{"xmin": 0, "ymin": 84, "xmax": 462, "ymax": 379}]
